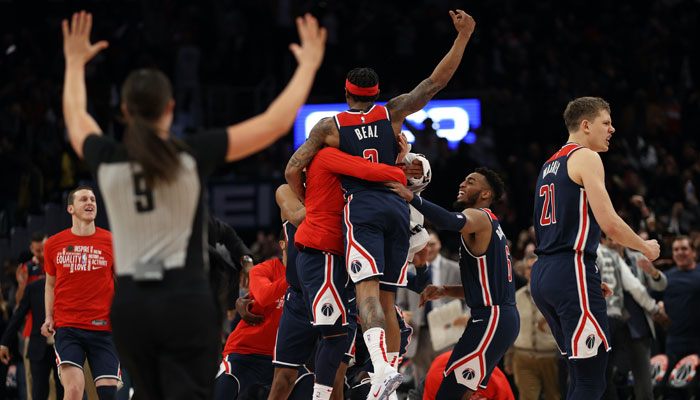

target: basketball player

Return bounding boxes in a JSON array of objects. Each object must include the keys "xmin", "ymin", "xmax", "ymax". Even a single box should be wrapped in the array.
[
  {"xmin": 530, "ymin": 97, "xmax": 659, "ymax": 399},
  {"xmin": 387, "ymin": 167, "xmax": 519, "ymax": 400},
  {"xmin": 59, "ymin": 10, "xmax": 325, "ymax": 399},
  {"xmin": 285, "ymin": 10, "xmax": 476, "ymax": 399},
  {"xmin": 41, "ymin": 186, "xmax": 120, "ymax": 400}
]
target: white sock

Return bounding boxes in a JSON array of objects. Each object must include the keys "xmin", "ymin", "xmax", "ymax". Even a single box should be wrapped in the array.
[
  {"xmin": 312, "ymin": 383, "xmax": 333, "ymax": 400},
  {"xmin": 387, "ymin": 352, "xmax": 400, "ymax": 368},
  {"xmin": 363, "ymin": 327, "xmax": 390, "ymax": 374}
]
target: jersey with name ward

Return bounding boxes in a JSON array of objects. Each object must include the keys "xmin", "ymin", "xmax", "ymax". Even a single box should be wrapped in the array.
[
  {"xmin": 81, "ymin": 130, "xmax": 228, "ymax": 276},
  {"xmin": 459, "ymin": 208, "xmax": 516, "ymax": 309},
  {"xmin": 335, "ymin": 104, "xmax": 399, "ymax": 194},
  {"xmin": 43, "ymin": 227, "xmax": 115, "ymax": 331},
  {"xmin": 533, "ymin": 143, "xmax": 602, "ymax": 258}
]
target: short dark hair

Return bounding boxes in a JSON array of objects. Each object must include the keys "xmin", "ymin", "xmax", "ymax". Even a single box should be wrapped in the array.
[
  {"xmin": 30, "ymin": 231, "xmax": 46, "ymax": 243},
  {"xmin": 67, "ymin": 185, "xmax": 95, "ymax": 207},
  {"xmin": 475, "ymin": 167, "xmax": 505, "ymax": 203},
  {"xmin": 346, "ymin": 67, "xmax": 379, "ymax": 103},
  {"xmin": 673, "ymin": 235, "xmax": 695, "ymax": 251},
  {"xmin": 563, "ymin": 97, "xmax": 611, "ymax": 132}
]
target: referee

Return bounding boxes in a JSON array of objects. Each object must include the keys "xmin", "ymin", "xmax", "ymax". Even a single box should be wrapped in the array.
[{"xmin": 59, "ymin": 10, "xmax": 326, "ymax": 399}]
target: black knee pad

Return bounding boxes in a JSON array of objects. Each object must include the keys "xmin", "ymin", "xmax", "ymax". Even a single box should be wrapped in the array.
[{"xmin": 96, "ymin": 385, "xmax": 117, "ymax": 400}]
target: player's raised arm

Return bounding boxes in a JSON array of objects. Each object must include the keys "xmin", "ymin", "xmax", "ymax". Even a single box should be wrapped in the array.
[
  {"xmin": 225, "ymin": 14, "xmax": 326, "ymax": 162},
  {"xmin": 284, "ymin": 117, "xmax": 337, "ymax": 201},
  {"xmin": 385, "ymin": 10, "xmax": 475, "ymax": 124},
  {"xmin": 61, "ymin": 11, "xmax": 109, "ymax": 158},
  {"xmin": 570, "ymin": 148, "xmax": 660, "ymax": 260}
]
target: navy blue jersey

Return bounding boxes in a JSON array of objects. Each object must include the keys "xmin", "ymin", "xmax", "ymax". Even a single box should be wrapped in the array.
[
  {"xmin": 335, "ymin": 105, "xmax": 398, "ymax": 195},
  {"xmin": 282, "ymin": 221, "xmax": 301, "ymax": 290},
  {"xmin": 458, "ymin": 209, "xmax": 516, "ymax": 309},
  {"xmin": 533, "ymin": 143, "xmax": 602, "ymax": 259}
]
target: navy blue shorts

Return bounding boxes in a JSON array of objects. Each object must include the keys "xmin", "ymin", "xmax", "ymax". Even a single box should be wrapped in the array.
[
  {"xmin": 216, "ymin": 353, "xmax": 273, "ymax": 395},
  {"xmin": 296, "ymin": 251, "xmax": 348, "ymax": 326},
  {"xmin": 440, "ymin": 305, "xmax": 519, "ymax": 393},
  {"xmin": 343, "ymin": 192, "xmax": 410, "ymax": 287},
  {"xmin": 530, "ymin": 252, "xmax": 611, "ymax": 359},
  {"xmin": 273, "ymin": 287, "xmax": 317, "ymax": 368},
  {"xmin": 54, "ymin": 326, "xmax": 121, "ymax": 383}
]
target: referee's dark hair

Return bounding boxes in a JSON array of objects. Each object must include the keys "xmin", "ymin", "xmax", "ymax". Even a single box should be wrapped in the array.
[
  {"xmin": 346, "ymin": 67, "xmax": 380, "ymax": 103},
  {"xmin": 475, "ymin": 167, "xmax": 505, "ymax": 203},
  {"xmin": 121, "ymin": 69, "xmax": 184, "ymax": 189}
]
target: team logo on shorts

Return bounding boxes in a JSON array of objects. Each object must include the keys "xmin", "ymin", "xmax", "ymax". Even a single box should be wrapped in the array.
[
  {"xmin": 350, "ymin": 260, "xmax": 362, "ymax": 274},
  {"xmin": 321, "ymin": 303, "xmax": 334, "ymax": 317},
  {"xmin": 462, "ymin": 368, "xmax": 476, "ymax": 380},
  {"xmin": 585, "ymin": 334, "xmax": 596, "ymax": 350}
]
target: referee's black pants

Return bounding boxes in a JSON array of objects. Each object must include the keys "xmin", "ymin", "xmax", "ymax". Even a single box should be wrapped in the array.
[{"xmin": 111, "ymin": 268, "xmax": 220, "ymax": 400}]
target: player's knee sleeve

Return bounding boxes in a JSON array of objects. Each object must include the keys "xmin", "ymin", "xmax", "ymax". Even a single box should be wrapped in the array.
[
  {"xmin": 568, "ymin": 350, "xmax": 608, "ymax": 400},
  {"xmin": 315, "ymin": 334, "xmax": 347, "ymax": 386},
  {"xmin": 214, "ymin": 373, "xmax": 240, "ymax": 400},
  {"xmin": 288, "ymin": 370, "xmax": 314, "ymax": 400},
  {"xmin": 96, "ymin": 385, "xmax": 117, "ymax": 400}
]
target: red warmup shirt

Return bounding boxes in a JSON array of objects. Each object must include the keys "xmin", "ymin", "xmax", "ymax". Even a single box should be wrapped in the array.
[
  {"xmin": 44, "ymin": 227, "xmax": 115, "ymax": 331},
  {"xmin": 423, "ymin": 351, "xmax": 514, "ymax": 400},
  {"xmin": 295, "ymin": 147, "xmax": 407, "ymax": 254},
  {"xmin": 223, "ymin": 258, "xmax": 288, "ymax": 356}
]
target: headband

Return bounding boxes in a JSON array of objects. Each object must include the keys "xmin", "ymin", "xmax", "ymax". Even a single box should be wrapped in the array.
[{"xmin": 345, "ymin": 78, "xmax": 379, "ymax": 97}]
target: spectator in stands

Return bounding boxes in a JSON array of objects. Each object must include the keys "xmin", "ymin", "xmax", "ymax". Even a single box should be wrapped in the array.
[
  {"xmin": 598, "ymin": 234, "xmax": 668, "ymax": 400},
  {"xmin": 653, "ymin": 236, "xmax": 700, "ymax": 364}
]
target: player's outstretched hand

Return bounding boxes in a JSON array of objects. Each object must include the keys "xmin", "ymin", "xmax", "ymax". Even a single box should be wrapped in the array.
[
  {"xmin": 449, "ymin": 10, "xmax": 476, "ymax": 38},
  {"xmin": 236, "ymin": 297, "xmax": 264, "ymax": 326},
  {"xmin": 420, "ymin": 284, "xmax": 445, "ymax": 307},
  {"xmin": 289, "ymin": 13, "xmax": 326, "ymax": 71},
  {"xmin": 62, "ymin": 11, "xmax": 108, "ymax": 67},
  {"xmin": 642, "ymin": 239, "xmax": 660, "ymax": 261},
  {"xmin": 385, "ymin": 181, "xmax": 414, "ymax": 202}
]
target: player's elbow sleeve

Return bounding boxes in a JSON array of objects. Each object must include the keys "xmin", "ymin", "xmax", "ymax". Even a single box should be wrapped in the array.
[{"xmin": 409, "ymin": 196, "xmax": 466, "ymax": 232}]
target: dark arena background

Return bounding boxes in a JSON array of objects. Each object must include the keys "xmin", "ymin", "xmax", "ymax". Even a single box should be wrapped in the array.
[{"xmin": 1, "ymin": 0, "xmax": 699, "ymax": 399}]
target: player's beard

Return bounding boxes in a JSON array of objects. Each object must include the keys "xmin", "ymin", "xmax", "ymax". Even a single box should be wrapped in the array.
[{"xmin": 453, "ymin": 190, "xmax": 480, "ymax": 210}]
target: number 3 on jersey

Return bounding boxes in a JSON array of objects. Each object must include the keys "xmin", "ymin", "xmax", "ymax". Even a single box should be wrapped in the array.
[
  {"xmin": 539, "ymin": 183, "xmax": 556, "ymax": 226},
  {"xmin": 363, "ymin": 149, "xmax": 378, "ymax": 163}
]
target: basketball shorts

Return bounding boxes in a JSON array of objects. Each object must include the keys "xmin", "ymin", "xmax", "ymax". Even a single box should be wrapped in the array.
[
  {"xmin": 273, "ymin": 287, "xmax": 317, "ymax": 368},
  {"xmin": 343, "ymin": 191, "xmax": 410, "ymax": 287},
  {"xmin": 54, "ymin": 326, "xmax": 121, "ymax": 383},
  {"xmin": 530, "ymin": 252, "xmax": 611, "ymax": 359},
  {"xmin": 438, "ymin": 305, "xmax": 519, "ymax": 395},
  {"xmin": 297, "ymin": 250, "xmax": 348, "ymax": 326}
]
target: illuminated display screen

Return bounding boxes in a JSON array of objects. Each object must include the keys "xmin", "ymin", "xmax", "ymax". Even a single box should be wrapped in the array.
[{"xmin": 293, "ymin": 99, "xmax": 482, "ymax": 150}]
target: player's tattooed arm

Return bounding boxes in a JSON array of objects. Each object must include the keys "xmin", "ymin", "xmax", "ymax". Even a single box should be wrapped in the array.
[
  {"xmin": 386, "ymin": 10, "xmax": 474, "ymax": 125},
  {"xmin": 385, "ymin": 78, "xmax": 444, "ymax": 122},
  {"xmin": 284, "ymin": 117, "xmax": 336, "ymax": 201}
]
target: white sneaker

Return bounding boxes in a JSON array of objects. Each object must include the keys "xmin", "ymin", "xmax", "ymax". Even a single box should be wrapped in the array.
[{"xmin": 367, "ymin": 366, "xmax": 403, "ymax": 400}]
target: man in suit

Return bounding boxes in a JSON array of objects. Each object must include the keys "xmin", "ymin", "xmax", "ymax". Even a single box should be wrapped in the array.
[
  {"xmin": 0, "ymin": 278, "xmax": 64, "ymax": 399},
  {"xmin": 397, "ymin": 230, "xmax": 465, "ymax": 384}
]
